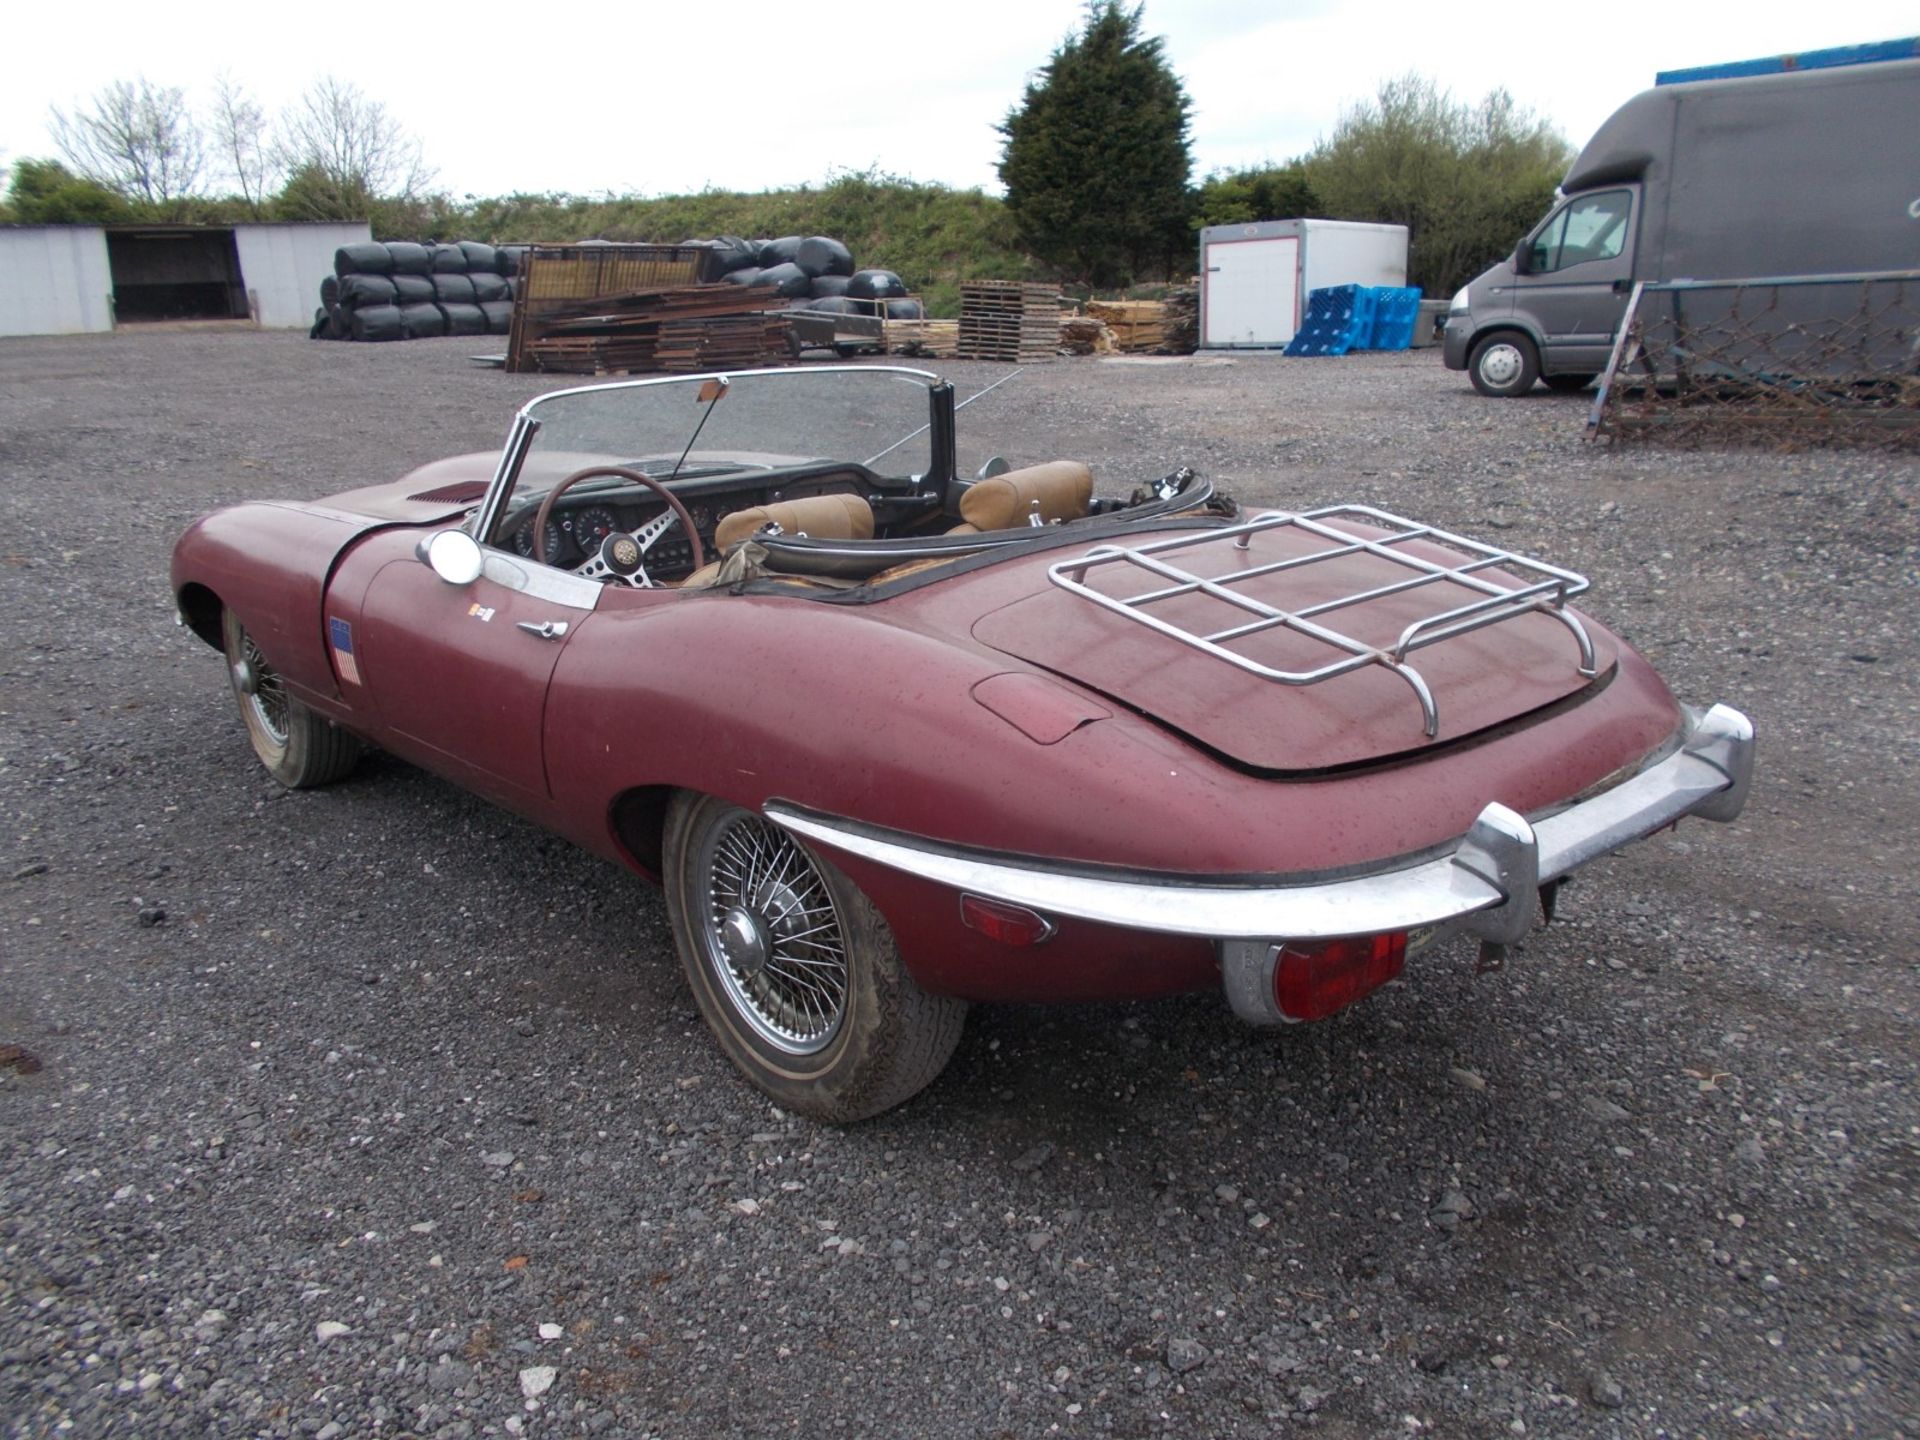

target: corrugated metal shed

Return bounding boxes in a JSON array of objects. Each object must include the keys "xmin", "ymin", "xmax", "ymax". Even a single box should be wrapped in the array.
[
  {"xmin": 233, "ymin": 223, "xmax": 369, "ymax": 329},
  {"xmin": 0, "ymin": 227, "xmax": 114, "ymax": 336},
  {"xmin": 0, "ymin": 221, "xmax": 371, "ymax": 337}
]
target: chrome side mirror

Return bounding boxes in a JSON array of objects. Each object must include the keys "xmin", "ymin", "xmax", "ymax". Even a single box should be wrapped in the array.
[
  {"xmin": 419, "ymin": 529, "xmax": 484, "ymax": 585},
  {"xmin": 977, "ymin": 456, "xmax": 1011, "ymax": 480}
]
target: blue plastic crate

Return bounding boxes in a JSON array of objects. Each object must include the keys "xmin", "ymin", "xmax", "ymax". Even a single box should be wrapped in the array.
[
  {"xmin": 1284, "ymin": 285, "xmax": 1377, "ymax": 356},
  {"xmin": 1364, "ymin": 286, "xmax": 1423, "ymax": 350}
]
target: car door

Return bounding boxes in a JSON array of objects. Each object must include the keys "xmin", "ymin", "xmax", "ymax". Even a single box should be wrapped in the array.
[
  {"xmin": 353, "ymin": 543, "xmax": 603, "ymax": 809},
  {"xmin": 1511, "ymin": 186, "xmax": 1639, "ymax": 372}
]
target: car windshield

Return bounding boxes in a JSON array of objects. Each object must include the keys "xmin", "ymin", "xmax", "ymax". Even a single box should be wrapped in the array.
[{"xmin": 514, "ymin": 366, "xmax": 940, "ymax": 489}]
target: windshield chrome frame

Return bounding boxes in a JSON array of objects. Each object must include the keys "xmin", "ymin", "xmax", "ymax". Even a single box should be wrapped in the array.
[{"xmin": 474, "ymin": 365, "xmax": 948, "ymax": 548}]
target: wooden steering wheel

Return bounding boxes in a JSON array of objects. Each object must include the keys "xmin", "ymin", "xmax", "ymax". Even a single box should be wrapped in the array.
[{"xmin": 531, "ymin": 465, "xmax": 707, "ymax": 581}]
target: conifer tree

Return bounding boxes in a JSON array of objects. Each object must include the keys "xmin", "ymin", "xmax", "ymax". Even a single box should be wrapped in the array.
[{"xmin": 997, "ymin": 3, "xmax": 1193, "ymax": 287}]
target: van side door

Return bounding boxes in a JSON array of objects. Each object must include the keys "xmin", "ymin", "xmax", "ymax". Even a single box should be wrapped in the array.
[{"xmin": 1511, "ymin": 186, "xmax": 1640, "ymax": 374}]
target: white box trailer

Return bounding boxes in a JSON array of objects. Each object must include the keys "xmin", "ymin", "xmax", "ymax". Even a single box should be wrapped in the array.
[{"xmin": 1199, "ymin": 219, "xmax": 1408, "ymax": 349}]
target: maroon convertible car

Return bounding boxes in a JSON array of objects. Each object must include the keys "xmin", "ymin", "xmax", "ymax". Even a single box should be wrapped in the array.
[{"xmin": 171, "ymin": 366, "xmax": 1753, "ymax": 1120}]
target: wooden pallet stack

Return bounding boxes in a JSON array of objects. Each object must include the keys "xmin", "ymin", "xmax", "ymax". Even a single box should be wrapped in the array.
[
  {"xmin": 1086, "ymin": 299, "xmax": 1168, "ymax": 353},
  {"xmin": 957, "ymin": 281, "xmax": 1061, "ymax": 361},
  {"xmin": 518, "ymin": 283, "xmax": 788, "ymax": 375}
]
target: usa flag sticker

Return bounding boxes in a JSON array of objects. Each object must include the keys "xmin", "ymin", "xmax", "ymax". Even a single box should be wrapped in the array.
[{"xmin": 328, "ymin": 617, "xmax": 361, "ymax": 686}]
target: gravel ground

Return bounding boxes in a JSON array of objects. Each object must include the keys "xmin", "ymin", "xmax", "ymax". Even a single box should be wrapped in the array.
[{"xmin": 1, "ymin": 330, "xmax": 1915, "ymax": 1439}]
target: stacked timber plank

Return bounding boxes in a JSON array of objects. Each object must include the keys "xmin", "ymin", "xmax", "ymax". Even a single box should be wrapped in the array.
[
  {"xmin": 1162, "ymin": 284, "xmax": 1199, "ymax": 354},
  {"xmin": 1086, "ymin": 299, "xmax": 1168, "ymax": 353},
  {"xmin": 518, "ymin": 283, "xmax": 787, "ymax": 376},
  {"xmin": 1058, "ymin": 315, "xmax": 1115, "ymax": 356},
  {"xmin": 885, "ymin": 317, "xmax": 959, "ymax": 358},
  {"xmin": 957, "ymin": 281, "xmax": 1061, "ymax": 362}
]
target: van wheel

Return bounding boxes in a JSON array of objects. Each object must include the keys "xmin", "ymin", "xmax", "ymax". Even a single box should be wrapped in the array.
[
  {"xmin": 1469, "ymin": 333, "xmax": 1540, "ymax": 397},
  {"xmin": 1544, "ymin": 373, "xmax": 1596, "ymax": 393}
]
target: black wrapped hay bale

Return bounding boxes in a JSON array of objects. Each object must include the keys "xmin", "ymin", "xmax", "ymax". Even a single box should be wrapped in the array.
[
  {"xmin": 808, "ymin": 274, "xmax": 853, "ymax": 298},
  {"xmin": 757, "ymin": 262, "xmax": 812, "ymax": 298},
  {"xmin": 440, "ymin": 303, "xmax": 488, "ymax": 337},
  {"xmin": 391, "ymin": 273, "xmax": 435, "ymax": 305},
  {"xmin": 386, "ymin": 242, "xmax": 433, "ymax": 274},
  {"xmin": 320, "ymin": 275, "xmax": 340, "ymax": 307},
  {"xmin": 430, "ymin": 243, "xmax": 468, "ymax": 273},
  {"xmin": 795, "ymin": 236, "xmax": 855, "ymax": 279},
  {"xmin": 432, "ymin": 273, "xmax": 478, "ymax": 304},
  {"xmin": 350, "ymin": 304, "xmax": 404, "ymax": 340},
  {"xmin": 801, "ymin": 295, "xmax": 861, "ymax": 315},
  {"xmin": 470, "ymin": 273, "xmax": 510, "ymax": 304},
  {"xmin": 458, "ymin": 241, "xmax": 498, "ymax": 272},
  {"xmin": 712, "ymin": 235, "xmax": 760, "ymax": 274},
  {"xmin": 758, "ymin": 235, "xmax": 804, "ymax": 267},
  {"xmin": 339, "ymin": 274, "xmax": 399, "ymax": 307},
  {"xmin": 884, "ymin": 297, "xmax": 925, "ymax": 320},
  {"xmin": 335, "ymin": 242, "xmax": 393, "ymax": 277},
  {"xmin": 480, "ymin": 300, "xmax": 514, "ymax": 334},
  {"xmin": 399, "ymin": 303, "xmax": 447, "ymax": 339},
  {"xmin": 497, "ymin": 246, "xmax": 527, "ymax": 276},
  {"xmin": 847, "ymin": 268, "xmax": 908, "ymax": 300},
  {"xmin": 722, "ymin": 267, "xmax": 765, "ymax": 287}
]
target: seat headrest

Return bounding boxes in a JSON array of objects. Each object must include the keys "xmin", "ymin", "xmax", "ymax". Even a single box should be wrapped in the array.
[
  {"xmin": 958, "ymin": 461, "xmax": 1093, "ymax": 530},
  {"xmin": 714, "ymin": 493, "xmax": 876, "ymax": 551}
]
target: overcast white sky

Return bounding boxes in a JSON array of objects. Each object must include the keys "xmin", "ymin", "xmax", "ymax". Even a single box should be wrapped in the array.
[{"xmin": 2, "ymin": 1, "xmax": 1913, "ymax": 200}]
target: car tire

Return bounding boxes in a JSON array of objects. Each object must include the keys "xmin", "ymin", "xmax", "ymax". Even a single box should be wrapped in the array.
[
  {"xmin": 221, "ymin": 610, "xmax": 361, "ymax": 789},
  {"xmin": 662, "ymin": 791, "xmax": 967, "ymax": 1122},
  {"xmin": 1468, "ymin": 332, "xmax": 1541, "ymax": 397},
  {"xmin": 1543, "ymin": 373, "xmax": 1597, "ymax": 393}
]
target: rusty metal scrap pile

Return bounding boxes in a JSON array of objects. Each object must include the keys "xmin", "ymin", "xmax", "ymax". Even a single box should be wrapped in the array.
[
  {"xmin": 515, "ymin": 284, "xmax": 788, "ymax": 376},
  {"xmin": 1591, "ymin": 272, "xmax": 1920, "ymax": 452}
]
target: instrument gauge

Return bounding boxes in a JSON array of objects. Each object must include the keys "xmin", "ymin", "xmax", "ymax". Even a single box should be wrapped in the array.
[{"xmin": 572, "ymin": 506, "xmax": 621, "ymax": 553}]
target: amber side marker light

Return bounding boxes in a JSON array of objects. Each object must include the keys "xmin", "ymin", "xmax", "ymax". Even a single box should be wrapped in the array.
[
  {"xmin": 1274, "ymin": 932, "xmax": 1409, "ymax": 1022},
  {"xmin": 959, "ymin": 894, "xmax": 1057, "ymax": 947}
]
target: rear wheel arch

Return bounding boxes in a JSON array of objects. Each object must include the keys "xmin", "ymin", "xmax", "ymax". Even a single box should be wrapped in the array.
[{"xmin": 609, "ymin": 784, "xmax": 675, "ymax": 881}]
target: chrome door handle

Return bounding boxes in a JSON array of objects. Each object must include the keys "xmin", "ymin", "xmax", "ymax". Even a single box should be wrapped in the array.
[{"xmin": 515, "ymin": 620, "xmax": 569, "ymax": 640}]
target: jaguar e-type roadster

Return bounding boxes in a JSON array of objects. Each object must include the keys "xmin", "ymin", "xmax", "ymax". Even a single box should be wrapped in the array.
[{"xmin": 171, "ymin": 365, "xmax": 1754, "ymax": 1121}]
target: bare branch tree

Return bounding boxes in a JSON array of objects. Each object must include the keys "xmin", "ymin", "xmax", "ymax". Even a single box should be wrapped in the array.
[
  {"xmin": 210, "ymin": 73, "xmax": 275, "ymax": 213},
  {"xmin": 49, "ymin": 77, "xmax": 204, "ymax": 210},
  {"xmin": 275, "ymin": 76, "xmax": 431, "ymax": 217}
]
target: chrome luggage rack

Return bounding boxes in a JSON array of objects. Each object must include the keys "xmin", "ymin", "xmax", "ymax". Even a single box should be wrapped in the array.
[{"xmin": 1046, "ymin": 506, "xmax": 1596, "ymax": 737}]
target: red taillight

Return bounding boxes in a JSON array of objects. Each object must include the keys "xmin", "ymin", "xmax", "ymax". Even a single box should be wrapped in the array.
[
  {"xmin": 1273, "ymin": 932, "xmax": 1408, "ymax": 1022},
  {"xmin": 959, "ymin": 894, "xmax": 1056, "ymax": 947}
]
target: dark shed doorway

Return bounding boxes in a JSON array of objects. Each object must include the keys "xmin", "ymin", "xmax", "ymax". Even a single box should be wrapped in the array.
[{"xmin": 107, "ymin": 228, "xmax": 250, "ymax": 322}]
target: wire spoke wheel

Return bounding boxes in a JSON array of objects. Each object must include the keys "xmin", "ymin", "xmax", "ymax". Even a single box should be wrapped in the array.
[
  {"xmin": 663, "ymin": 792, "xmax": 968, "ymax": 1122},
  {"xmin": 698, "ymin": 811, "xmax": 849, "ymax": 1055},
  {"xmin": 239, "ymin": 629, "xmax": 291, "ymax": 746},
  {"xmin": 219, "ymin": 609, "xmax": 361, "ymax": 789}
]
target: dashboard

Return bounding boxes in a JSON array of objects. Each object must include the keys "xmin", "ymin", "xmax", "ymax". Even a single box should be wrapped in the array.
[{"xmin": 498, "ymin": 465, "xmax": 877, "ymax": 581}]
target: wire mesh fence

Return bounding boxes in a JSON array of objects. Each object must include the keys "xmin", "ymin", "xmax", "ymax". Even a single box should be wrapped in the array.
[{"xmin": 1588, "ymin": 271, "xmax": 1920, "ymax": 451}]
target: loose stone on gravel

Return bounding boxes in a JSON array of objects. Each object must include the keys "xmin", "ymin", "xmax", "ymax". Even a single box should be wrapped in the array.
[
  {"xmin": 1590, "ymin": 1370, "xmax": 1628, "ymax": 1409},
  {"xmin": 1167, "ymin": 1338, "xmax": 1208, "ymax": 1374},
  {"xmin": 519, "ymin": 1366, "xmax": 556, "ymax": 1399}
]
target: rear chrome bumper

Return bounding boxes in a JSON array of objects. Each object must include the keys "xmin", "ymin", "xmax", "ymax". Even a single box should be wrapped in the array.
[{"xmin": 766, "ymin": 700, "xmax": 1752, "ymax": 983}]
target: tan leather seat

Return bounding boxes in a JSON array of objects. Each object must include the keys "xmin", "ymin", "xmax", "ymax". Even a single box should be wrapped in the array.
[
  {"xmin": 714, "ymin": 493, "xmax": 875, "ymax": 551},
  {"xmin": 952, "ymin": 461, "xmax": 1092, "ymax": 533}
]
